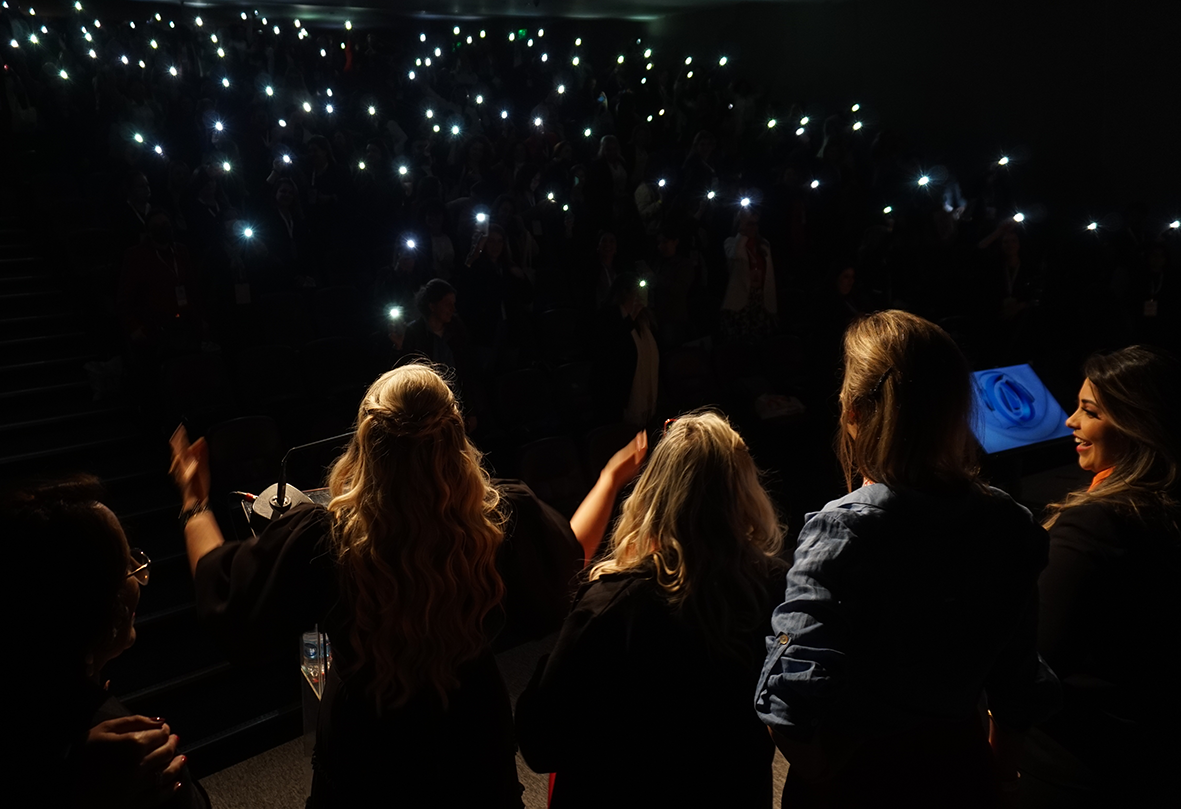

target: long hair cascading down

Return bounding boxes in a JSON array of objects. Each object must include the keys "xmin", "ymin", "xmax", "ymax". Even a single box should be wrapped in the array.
[
  {"xmin": 1044, "ymin": 345, "xmax": 1181, "ymax": 530},
  {"xmin": 326, "ymin": 364, "xmax": 505, "ymax": 710},
  {"xmin": 837, "ymin": 310, "xmax": 983, "ymax": 494},
  {"xmin": 589, "ymin": 411, "xmax": 785, "ymax": 661}
]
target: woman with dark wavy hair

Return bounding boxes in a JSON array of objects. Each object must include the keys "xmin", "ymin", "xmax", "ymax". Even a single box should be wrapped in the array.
[
  {"xmin": 169, "ymin": 364, "xmax": 591, "ymax": 807},
  {"xmin": 1022, "ymin": 346, "xmax": 1181, "ymax": 805}
]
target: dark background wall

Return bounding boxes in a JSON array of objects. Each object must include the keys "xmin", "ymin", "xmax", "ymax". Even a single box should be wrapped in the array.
[{"xmin": 647, "ymin": 0, "xmax": 1179, "ymax": 224}]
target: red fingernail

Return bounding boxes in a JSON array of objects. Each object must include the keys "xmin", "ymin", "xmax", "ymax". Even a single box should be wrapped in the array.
[{"xmin": 180, "ymin": 756, "xmax": 187, "ymax": 764}]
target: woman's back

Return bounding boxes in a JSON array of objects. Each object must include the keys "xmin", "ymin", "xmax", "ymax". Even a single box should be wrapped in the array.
[{"xmin": 517, "ymin": 572, "xmax": 777, "ymax": 809}]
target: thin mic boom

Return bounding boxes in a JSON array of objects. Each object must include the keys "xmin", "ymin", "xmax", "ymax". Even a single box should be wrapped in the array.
[{"xmin": 274, "ymin": 431, "xmax": 356, "ymax": 511}]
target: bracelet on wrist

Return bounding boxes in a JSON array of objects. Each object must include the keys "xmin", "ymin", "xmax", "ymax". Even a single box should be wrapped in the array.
[{"xmin": 179, "ymin": 502, "xmax": 211, "ymax": 525}]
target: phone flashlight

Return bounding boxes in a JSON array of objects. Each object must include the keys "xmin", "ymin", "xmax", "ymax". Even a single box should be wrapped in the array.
[
  {"xmin": 639, "ymin": 279, "xmax": 648, "ymax": 288},
  {"xmin": 222, "ymin": 161, "xmax": 231, "ymax": 172},
  {"xmin": 222, "ymin": 78, "xmax": 230, "ymax": 88},
  {"xmin": 883, "ymin": 206, "xmax": 893, "ymax": 214},
  {"xmin": 133, "ymin": 133, "xmax": 144, "ymax": 143},
  {"xmin": 1013, "ymin": 213, "xmax": 1025, "ymax": 223},
  {"xmin": 326, "ymin": 104, "xmax": 334, "ymax": 114},
  {"xmin": 658, "ymin": 179, "xmax": 666, "ymax": 188},
  {"xmin": 399, "ymin": 166, "xmax": 408, "ymax": 176},
  {"xmin": 358, "ymin": 161, "xmax": 366, "ymax": 170},
  {"xmin": 740, "ymin": 197, "xmax": 751, "ymax": 208},
  {"xmin": 278, "ymin": 119, "xmax": 287, "ymax": 127},
  {"xmin": 795, "ymin": 127, "xmax": 805, "ymax": 136},
  {"xmin": 584, "ymin": 128, "xmax": 593, "ymax": 138},
  {"xmin": 851, "ymin": 103, "xmax": 861, "ymax": 112},
  {"xmin": 154, "ymin": 145, "xmax": 163, "ymax": 155},
  {"xmin": 767, "ymin": 119, "xmax": 777, "ymax": 129},
  {"xmin": 475, "ymin": 95, "xmax": 484, "ymax": 104},
  {"xmin": 707, "ymin": 191, "xmax": 716, "ymax": 200},
  {"xmin": 243, "ymin": 227, "xmax": 254, "ymax": 239},
  {"xmin": 558, "ymin": 85, "xmax": 565, "ymax": 94},
  {"xmin": 388, "ymin": 306, "xmax": 403, "ymax": 321},
  {"xmin": 853, "ymin": 121, "xmax": 863, "ymax": 130},
  {"xmin": 810, "ymin": 180, "xmax": 820, "ymax": 189},
  {"xmin": 1170, "ymin": 220, "xmax": 1180, "ymax": 229},
  {"xmin": 405, "ymin": 239, "xmax": 417, "ymax": 250},
  {"xmin": 265, "ymin": 86, "xmax": 274, "ymax": 97},
  {"xmin": 534, "ymin": 117, "xmax": 543, "ymax": 127},
  {"xmin": 368, "ymin": 106, "xmax": 376, "ymax": 116},
  {"xmin": 476, "ymin": 213, "xmax": 488, "ymax": 224},
  {"xmin": 998, "ymin": 156, "xmax": 1010, "ymax": 166},
  {"xmin": 1087, "ymin": 222, "xmax": 1098, "ymax": 231},
  {"xmin": 282, "ymin": 154, "xmax": 292, "ymax": 164},
  {"xmin": 918, "ymin": 176, "xmax": 930, "ymax": 186},
  {"xmin": 452, "ymin": 125, "xmax": 461, "ymax": 136},
  {"xmin": 302, "ymin": 102, "xmax": 312, "ymax": 112},
  {"xmin": 501, "ymin": 111, "xmax": 509, "ymax": 119}
]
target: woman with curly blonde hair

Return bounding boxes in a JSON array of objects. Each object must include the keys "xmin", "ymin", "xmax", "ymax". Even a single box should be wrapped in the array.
[
  {"xmin": 515, "ymin": 411, "xmax": 787, "ymax": 808},
  {"xmin": 171, "ymin": 364, "xmax": 585, "ymax": 808}
]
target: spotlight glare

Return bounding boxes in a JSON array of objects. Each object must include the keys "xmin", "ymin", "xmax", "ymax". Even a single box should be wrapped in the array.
[
  {"xmin": 282, "ymin": 155, "xmax": 291, "ymax": 164},
  {"xmin": 538, "ymin": 28, "xmax": 545, "ymax": 37},
  {"xmin": 138, "ymin": 60, "xmax": 146, "ymax": 69}
]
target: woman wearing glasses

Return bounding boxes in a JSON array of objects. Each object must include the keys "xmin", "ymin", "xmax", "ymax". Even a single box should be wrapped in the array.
[
  {"xmin": 755, "ymin": 311, "xmax": 1056, "ymax": 807},
  {"xmin": 4, "ymin": 475, "xmax": 208, "ymax": 808},
  {"xmin": 515, "ymin": 412, "xmax": 787, "ymax": 808}
]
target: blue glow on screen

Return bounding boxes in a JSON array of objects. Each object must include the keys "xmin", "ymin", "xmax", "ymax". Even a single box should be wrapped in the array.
[{"xmin": 971, "ymin": 364, "xmax": 1073, "ymax": 454}]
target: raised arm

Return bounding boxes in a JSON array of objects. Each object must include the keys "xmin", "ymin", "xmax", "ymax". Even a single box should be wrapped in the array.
[
  {"xmin": 568, "ymin": 432, "xmax": 647, "ymax": 566},
  {"xmin": 169, "ymin": 425, "xmax": 224, "ymax": 576}
]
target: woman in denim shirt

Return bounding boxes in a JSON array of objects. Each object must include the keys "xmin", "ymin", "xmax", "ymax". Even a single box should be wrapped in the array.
[{"xmin": 755, "ymin": 310, "xmax": 1058, "ymax": 807}]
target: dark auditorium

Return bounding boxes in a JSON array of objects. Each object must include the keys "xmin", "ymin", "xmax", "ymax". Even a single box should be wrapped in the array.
[{"xmin": 3, "ymin": 0, "xmax": 1179, "ymax": 806}]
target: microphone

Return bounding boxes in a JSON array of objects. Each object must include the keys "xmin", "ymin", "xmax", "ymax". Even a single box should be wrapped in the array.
[{"xmin": 252, "ymin": 431, "xmax": 356, "ymax": 521}]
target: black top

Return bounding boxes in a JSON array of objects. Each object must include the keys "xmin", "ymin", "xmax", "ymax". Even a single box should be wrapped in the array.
[
  {"xmin": 194, "ymin": 482, "xmax": 580, "ymax": 808},
  {"xmin": 1038, "ymin": 501, "xmax": 1181, "ymax": 769},
  {"xmin": 515, "ymin": 571, "xmax": 780, "ymax": 809}
]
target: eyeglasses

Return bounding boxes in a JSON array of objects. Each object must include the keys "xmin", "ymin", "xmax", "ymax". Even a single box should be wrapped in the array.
[{"xmin": 127, "ymin": 548, "xmax": 151, "ymax": 585}]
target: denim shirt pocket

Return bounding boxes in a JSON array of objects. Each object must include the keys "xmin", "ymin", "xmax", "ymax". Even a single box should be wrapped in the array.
[{"xmin": 754, "ymin": 632, "xmax": 793, "ymax": 704}]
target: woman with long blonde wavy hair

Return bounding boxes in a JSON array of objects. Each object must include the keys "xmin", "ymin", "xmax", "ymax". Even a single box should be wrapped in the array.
[
  {"xmin": 515, "ymin": 411, "xmax": 787, "ymax": 809},
  {"xmin": 170, "ymin": 364, "xmax": 586, "ymax": 808}
]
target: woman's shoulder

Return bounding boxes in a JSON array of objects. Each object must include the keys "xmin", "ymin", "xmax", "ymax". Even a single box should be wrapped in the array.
[{"xmin": 1053, "ymin": 499, "xmax": 1179, "ymax": 547}]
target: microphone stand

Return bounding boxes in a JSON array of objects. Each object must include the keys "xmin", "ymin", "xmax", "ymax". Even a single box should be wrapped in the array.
[{"xmin": 252, "ymin": 431, "xmax": 355, "ymax": 521}]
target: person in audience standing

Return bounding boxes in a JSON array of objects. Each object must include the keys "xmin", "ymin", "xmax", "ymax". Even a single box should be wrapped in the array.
[
  {"xmin": 168, "ymin": 364, "xmax": 586, "ymax": 807},
  {"xmin": 516, "ymin": 412, "xmax": 786, "ymax": 808},
  {"xmin": 1021, "ymin": 346, "xmax": 1181, "ymax": 807},
  {"xmin": 721, "ymin": 205, "xmax": 778, "ymax": 343},
  {"xmin": 756, "ymin": 310, "xmax": 1057, "ymax": 808},
  {"xmin": 4, "ymin": 476, "xmax": 208, "ymax": 808},
  {"xmin": 590, "ymin": 272, "xmax": 660, "ymax": 429}
]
